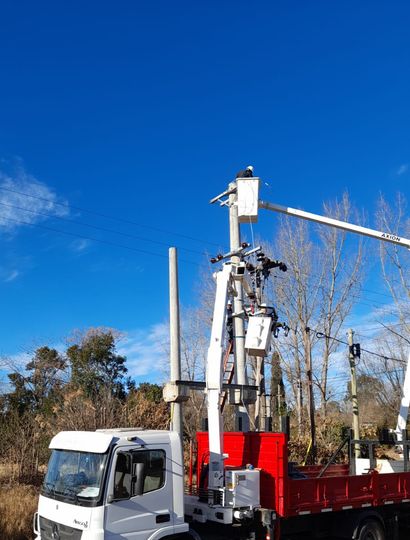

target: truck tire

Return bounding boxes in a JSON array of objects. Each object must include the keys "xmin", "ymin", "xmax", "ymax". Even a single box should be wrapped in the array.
[{"xmin": 356, "ymin": 519, "xmax": 385, "ymax": 540}]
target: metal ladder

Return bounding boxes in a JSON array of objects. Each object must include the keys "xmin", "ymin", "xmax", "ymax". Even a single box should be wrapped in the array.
[{"xmin": 220, "ymin": 341, "xmax": 234, "ymax": 411}]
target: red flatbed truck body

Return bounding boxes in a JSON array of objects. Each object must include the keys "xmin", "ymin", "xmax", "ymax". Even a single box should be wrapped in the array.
[{"xmin": 196, "ymin": 432, "xmax": 410, "ymax": 519}]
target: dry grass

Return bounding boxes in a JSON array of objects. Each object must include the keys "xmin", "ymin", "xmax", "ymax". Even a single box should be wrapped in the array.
[
  {"xmin": 0, "ymin": 484, "xmax": 39, "ymax": 540},
  {"xmin": 0, "ymin": 463, "xmax": 19, "ymax": 481}
]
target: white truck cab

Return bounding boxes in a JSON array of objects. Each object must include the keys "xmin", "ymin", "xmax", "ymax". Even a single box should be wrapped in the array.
[{"xmin": 34, "ymin": 428, "xmax": 188, "ymax": 540}]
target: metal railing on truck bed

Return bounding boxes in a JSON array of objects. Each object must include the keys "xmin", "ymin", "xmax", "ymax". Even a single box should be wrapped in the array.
[{"xmin": 195, "ymin": 431, "xmax": 410, "ymax": 520}]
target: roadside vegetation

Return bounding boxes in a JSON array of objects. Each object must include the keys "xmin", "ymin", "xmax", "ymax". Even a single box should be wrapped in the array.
[
  {"xmin": 0, "ymin": 483, "xmax": 38, "ymax": 540},
  {"xmin": 0, "ymin": 328, "xmax": 169, "ymax": 539}
]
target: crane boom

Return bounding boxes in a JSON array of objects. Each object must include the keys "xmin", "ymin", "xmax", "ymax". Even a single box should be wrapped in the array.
[
  {"xmin": 259, "ymin": 200, "xmax": 410, "ymax": 249},
  {"xmin": 206, "ymin": 263, "xmax": 231, "ymax": 489}
]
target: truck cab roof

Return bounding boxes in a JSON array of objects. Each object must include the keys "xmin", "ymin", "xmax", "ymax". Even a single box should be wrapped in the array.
[{"xmin": 49, "ymin": 429, "xmax": 175, "ymax": 454}]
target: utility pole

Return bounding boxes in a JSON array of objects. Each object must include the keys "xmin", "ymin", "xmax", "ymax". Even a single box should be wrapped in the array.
[
  {"xmin": 297, "ymin": 377, "xmax": 303, "ymax": 436},
  {"xmin": 254, "ymin": 357, "xmax": 265, "ymax": 430},
  {"xmin": 254, "ymin": 277, "xmax": 266, "ymax": 431},
  {"xmin": 265, "ymin": 395, "xmax": 272, "ymax": 431},
  {"xmin": 169, "ymin": 247, "xmax": 183, "ymax": 440},
  {"xmin": 277, "ymin": 383, "xmax": 282, "ymax": 419},
  {"xmin": 347, "ymin": 328, "xmax": 360, "ymax": 458},
  {"xmin": 228, "ymin": 181, "xmax": 249, "ymax": 432},
  {"xmin": 304, "ymin": 327, "xmax": 316, "ymax": 463}
]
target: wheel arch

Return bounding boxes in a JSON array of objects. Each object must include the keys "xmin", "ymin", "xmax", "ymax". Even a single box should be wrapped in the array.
[{"xmin": 152, "ymin": 528, "xmax": 201, "ymax": 540}]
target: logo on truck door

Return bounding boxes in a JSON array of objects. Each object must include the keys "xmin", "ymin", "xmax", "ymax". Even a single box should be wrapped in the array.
[
  {"xmin": 73, "ymin": 518, "xmax": 88, "ymax": 528},
  {"xmin": 73, "ymin": 518, "xmax": 88, "ymax": 529}
]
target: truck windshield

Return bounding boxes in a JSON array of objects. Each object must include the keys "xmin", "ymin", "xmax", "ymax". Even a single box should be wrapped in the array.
[{"xmin": 41, "ymin": 449, "xmax": 108, "ymax": 507}]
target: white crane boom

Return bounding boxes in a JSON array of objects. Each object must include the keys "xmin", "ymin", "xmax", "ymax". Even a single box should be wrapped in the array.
[
  {"xmin": 205, "ymin": 263, "xmax": 231, "ymax": 489},
  {"xmin": 259, "ymin": 200, "xmax": 410, "ymax": 249}
]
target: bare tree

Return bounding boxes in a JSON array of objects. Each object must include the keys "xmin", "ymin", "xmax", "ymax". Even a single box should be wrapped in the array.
[
  {"xmin": 268, "ymin": 216, "xmax": 323, "ymax": 438},
  {"xmin": 359, "ymin": 327, "xmax": 408, "ymax": 424},
  {"xmin": 377, "ymin": 193, "xmax": 410, "ymax": 332},
  {"xmin": 267, "ymin": 193, "xmax": 363, "ymax": 442},
  {"xmin": 179, "ymin": 307, "xmax": 209, "ymax": 441},
  {"xmin": 316, "ymin": 193, "xmax": 363, "ymax": 413}
]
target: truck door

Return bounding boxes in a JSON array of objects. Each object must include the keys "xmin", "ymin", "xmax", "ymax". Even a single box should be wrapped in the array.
[{"xmin": 105, "ymin": 445, "xmax": 173, "ymax": 540}]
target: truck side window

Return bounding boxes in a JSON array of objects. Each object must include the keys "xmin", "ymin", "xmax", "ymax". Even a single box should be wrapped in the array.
[
  {"xmin": 132, "ymin": 450, "xmax": 165, "ymax": 495},
  {"xmin": 113, "ymin": 453, "xmax": 131, "ymax": 499}
]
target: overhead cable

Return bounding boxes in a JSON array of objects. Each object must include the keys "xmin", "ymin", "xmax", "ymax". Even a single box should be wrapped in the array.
[
  {"xmin": 0, "ymin": 200, "xmax": 206, "ymax": 256},
  {"xmin": 0, "ymin": 215, "xmax": 201, "ymax": 267},
  {"xmin": 0, "ymin": 184, "xmax": 225, "ymax": 249}
]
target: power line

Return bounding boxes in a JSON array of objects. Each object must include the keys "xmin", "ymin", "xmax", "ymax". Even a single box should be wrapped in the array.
[
  {"xmin": 288, "ymin": 362, "xmax": 405, "ymax": 386},
  {"xmin": 315, "ymin": 329, "xmax": 406, "ymax": 363},
  {"xmin": 280, "ymin": 325, "xmax": 406, "ymax": 364},
  {"xmin": 266, "ymin": 254, "xmax": 396, "ymax": 307},
  {"xmin": 0, "ymin": 184, "xmax": 226, "ymax": 249},
  {"xmin": 364, "ymin": 322, "xmax": 410, "ymax": 332},
  {"xmin": 326, "ymin": 365, "xmax": 405, "ymax": 384},
  {"xmin": 275, "ymin": 280, "xmax": 400, "ymax": 318},
  {"xmin": 262, "ymin": 272, "xmax": 396, "ymax": 314},
  {"xmin": 0, "ymin": 215, "xmax": 202, "ymax": 267},
  {"xmin": 0, "ymin": 200, "xmax": 206, "ymax": 256},
  {"xmin": 359, "ymin": 286, "xmax": 395, "ymax": 299}
]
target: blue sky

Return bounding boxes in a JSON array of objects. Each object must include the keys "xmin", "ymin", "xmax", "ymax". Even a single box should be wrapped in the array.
[{"xmin": 1, "ymin": 1, "xmax": 410, "ymax": 383}]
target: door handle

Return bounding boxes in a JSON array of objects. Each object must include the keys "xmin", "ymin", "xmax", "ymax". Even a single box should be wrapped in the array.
[{"xmin": 156, "ymin": 514, "xmax": 170, "ymax": 523}]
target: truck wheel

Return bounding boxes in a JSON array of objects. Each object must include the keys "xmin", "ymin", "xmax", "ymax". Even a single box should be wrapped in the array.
[{"xmin": 356, "ymin": 519, "xmax": 385, "ymax": 540}]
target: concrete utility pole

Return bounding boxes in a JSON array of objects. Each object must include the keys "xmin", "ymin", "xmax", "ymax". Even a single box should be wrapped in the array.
[
  {"xmin": 297, "ymin": 377, "xmax": 303, "ymax": 436},
  {"xmin": 254, "ymin": 357, "xmax": 265, "ymax": 431},
  {"xmin": 304, "ymin": 328, "xmax": 316, "ymax": 463},
  {"xmin": 169, "ymin": 247, "xmax": 183, "ymax": 440},
  {"xmin": 347, "ymin": 328, "xmax": 360, "ymax": 458},
  {"xmin": 228, "ymin": 182, "xmax": 249, "ymax": 432},
  {"xmin": 254, "ymin": 281, "xmax": 266, "ymax": 431},
  {"xmin": 265, "ymin": 395, "xmax": 272, "ymax": 431}
]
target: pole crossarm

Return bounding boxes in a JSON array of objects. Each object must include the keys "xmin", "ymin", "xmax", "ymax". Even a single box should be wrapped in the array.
[
  {"xmin": 209, "ymin": 186, "xmax": 236, "ymax": 205},
  {"xmin": 259, "ymin": 200, "xmax": 410, "ymax": 249}
]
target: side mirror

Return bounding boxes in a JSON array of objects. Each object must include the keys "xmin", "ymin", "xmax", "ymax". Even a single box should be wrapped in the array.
[{"xmin": 132, "ymin": 462, "xmax": 145, "ymax": 497}]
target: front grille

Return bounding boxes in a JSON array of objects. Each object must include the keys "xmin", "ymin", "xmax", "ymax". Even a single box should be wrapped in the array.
[{"xmin": 39, "ymin": 516, "xmax": 82, "ymax": 540}]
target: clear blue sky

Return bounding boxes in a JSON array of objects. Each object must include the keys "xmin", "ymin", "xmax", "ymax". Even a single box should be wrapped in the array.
[{"xmin": 1, "ymin": 1, "xmax": 409, "ymax": 381}]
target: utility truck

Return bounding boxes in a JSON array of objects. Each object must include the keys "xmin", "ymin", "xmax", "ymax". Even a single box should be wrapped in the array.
[{"xmin": 35, "ymin": 176, "xmax": 410, "ymax": 540}]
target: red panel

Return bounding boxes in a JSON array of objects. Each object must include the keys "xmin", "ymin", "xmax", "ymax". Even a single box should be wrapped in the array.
[
  {"xmin": 195, "ymin": 431, "xmax": 410, "ymax": 518},
  {"xmin": 287, "ymin": 468, "xmax": 410, "ymax": 516},
  {"xmin": 288, "ymin": 474, "xmax": 374, "ymax": 515},
  {"xmin": 196, "ymin": 432, "xmax": 288, "ymax": 515}
]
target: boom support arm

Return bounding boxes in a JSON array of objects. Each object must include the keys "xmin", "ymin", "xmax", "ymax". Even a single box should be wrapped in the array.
[{"xmin": 206, "ymin": 263, "xmax": 231, "ymax": 490}]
